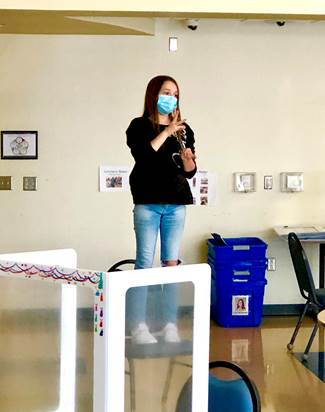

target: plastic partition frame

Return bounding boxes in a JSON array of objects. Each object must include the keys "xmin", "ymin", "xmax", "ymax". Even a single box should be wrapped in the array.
[
  {"xmin": 0, "ymin": 254, "xmax": 211, "ymax": 412},
  {"xmin": 0, "ymin": 249, "xmax": 78, "ymax": 412},
  {"xmin": 101, "ymin": 263, "xmax": 211, "ymax": 412}
]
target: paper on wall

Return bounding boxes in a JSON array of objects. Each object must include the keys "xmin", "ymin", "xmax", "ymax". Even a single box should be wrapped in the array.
[
  {"xmin": 99, "ymin": 166, "xmax": 130, "ymax": 192},
  {"xmin": 188, "ymin": 170, "xmax": 216, "ymax": 206}
]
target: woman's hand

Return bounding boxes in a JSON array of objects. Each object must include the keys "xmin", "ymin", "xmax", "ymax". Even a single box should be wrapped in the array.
[
  {"xmin": 181, "ymin": 148, "xmax": 196, "ymax": 172},
  {"xmin": 181, "ymin": 148, "xmax": 194, "ymax": 161},
  {"xmin": 151, "ymin": 109, "xmax": 185, "ymax": 151},
  {"xmin": 165, "ymin": 110, "xmax": 186, "ymax": 137}
]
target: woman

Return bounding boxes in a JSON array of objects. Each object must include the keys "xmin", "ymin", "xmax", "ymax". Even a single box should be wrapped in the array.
[
  {"xmin": 126, "ymin": 75, "xmax": 197, "ymax": 344},
  {"xmin": 236, "ymin": 298, "xmax": 246, "ymax": 312}
]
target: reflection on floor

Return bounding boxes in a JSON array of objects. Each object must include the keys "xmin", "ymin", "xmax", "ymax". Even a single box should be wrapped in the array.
[
  {"xmin": 1, "ymin": 301, "xmax": 325, "ymax": 411},
  {"xmin": 210, "ymin": 316, "xmax": 325, "ymax": 412},
  {"xmin": 124, "ymin": 315, "xmax": 194, "ymax": 412}
]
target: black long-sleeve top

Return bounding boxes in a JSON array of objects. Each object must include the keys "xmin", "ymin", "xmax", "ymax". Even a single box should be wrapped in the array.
[{"xmin": 126, "ymin": 116, "xmax": 197, "ymax": 205}]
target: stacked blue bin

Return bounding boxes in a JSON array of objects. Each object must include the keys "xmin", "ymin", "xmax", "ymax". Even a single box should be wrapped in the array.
[{"xmin": 208, "ymin": 234, "xmax": 268, "ymax": 327}]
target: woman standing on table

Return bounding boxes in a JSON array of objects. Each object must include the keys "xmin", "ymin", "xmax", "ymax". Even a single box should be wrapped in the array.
[{"xmin": 126, "ymin": 75, "xmax": 197, "ymax": 344}]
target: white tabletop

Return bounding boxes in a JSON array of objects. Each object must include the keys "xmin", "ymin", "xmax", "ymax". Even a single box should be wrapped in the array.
[{"xmin": 274, "ymin": 225, "xmax": 325, "ymax": 243}]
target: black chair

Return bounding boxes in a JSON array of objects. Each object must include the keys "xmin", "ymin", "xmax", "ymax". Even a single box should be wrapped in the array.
[
  {"xmin": 287, "ymin": 232, "xmax": 325, "ymax": 360},
  {"xmin": 175, "ymin": 360, "xmax": 261, "ymax": 412},
  {"xmin": 108, "ymin": 259, "xmax": 193, "ymax": 412},
  {"xmin": 107, "ymin": 259, "xmax": 136, "ymax": 272}
]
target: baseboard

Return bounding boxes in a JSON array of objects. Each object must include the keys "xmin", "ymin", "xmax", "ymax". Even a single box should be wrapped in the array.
[
  {"xmin": 263, "ymin": 304, "xmax": 304, "ymax": 316},
  {"xmin": 180, "ymin": 304, "xmax": 305, "ymax": 317},
  {"xmin": 0, "ymin": 305, "xmax": 304, "ymax": 329},
  {"xmin": 178, "ymin": 305, "xmax": 194, "ymax": 317}
]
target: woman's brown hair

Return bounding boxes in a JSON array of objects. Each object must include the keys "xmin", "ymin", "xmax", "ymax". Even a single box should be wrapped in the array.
[{"xmin": 142, "ymin": 75, "xmax": 181, "ymax": 132}]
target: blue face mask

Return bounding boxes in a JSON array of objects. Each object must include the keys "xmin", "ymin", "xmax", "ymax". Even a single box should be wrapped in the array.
[{"xmin": 157, "ymin": 94, "xmax": 177, "ymax": 115}]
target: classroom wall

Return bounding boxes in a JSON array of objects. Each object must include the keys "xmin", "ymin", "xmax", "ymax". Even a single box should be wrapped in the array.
[{"xmin": 1, "ymin": 18, "xmax": 325, "ymax": 304}]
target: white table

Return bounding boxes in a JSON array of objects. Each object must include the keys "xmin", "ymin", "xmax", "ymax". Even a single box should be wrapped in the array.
[{"xmin": 274, "ymin": 225, "xmax": 325, "ymax": 288}]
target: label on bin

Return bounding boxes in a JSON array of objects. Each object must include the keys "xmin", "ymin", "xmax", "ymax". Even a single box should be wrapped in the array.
[
  {"xmin": 232, "ymin": 279, "xmax": 248, "ymax": 282},
  {"xmin": 232, "ymin": 295, "xmax": 249, "ymax": 316},
  {"xmin": 233, "ymin": 270, "xmax": 250, "ymax": 276},
  {"xmin": 233, "ymin": 245, "xmax": 250, "ymax": 251}
]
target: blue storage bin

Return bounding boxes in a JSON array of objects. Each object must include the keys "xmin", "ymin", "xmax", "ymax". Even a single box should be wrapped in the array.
[
  {"xmin": 211, "ymin": 279, "xmax": 267, "ymax": 327},
  {"xmin": 208, "ymin": 236, "xmax": 267, "ymax": 263},
  {"xmin": 210, "ymin": 277, "xmax": 217, "ymax": 310},
  {"xmin": 208, "ymin": 259, "xmax": 267, "ymax": 283}
]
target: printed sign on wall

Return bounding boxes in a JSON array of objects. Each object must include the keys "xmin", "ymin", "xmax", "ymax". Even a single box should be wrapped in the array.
[
  {"xmin": 188, "ymin": 170, "xmax": 216, "ymax": 206},
  {"xmin": 99, "ymin": 166, "xmax": 130, "ymax": 192}
]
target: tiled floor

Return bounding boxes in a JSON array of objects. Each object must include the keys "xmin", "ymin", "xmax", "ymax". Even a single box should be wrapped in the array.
[
  {"xmin": 1, "ymin": 273, "xmax": 325, "ymax": 412},
  {"xmin": 209, "ymin": 316, "xmax": 325, "ymax": 412},
  {"xmin": 130, "ymin": 316, "xmax": 325, "ymax": 412}
]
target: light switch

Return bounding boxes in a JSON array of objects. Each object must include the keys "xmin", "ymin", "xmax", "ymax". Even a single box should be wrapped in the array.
[
  {"xmin": 0, "ymin": 176, "xmax": 11, "ymax": 190},
  {"xmin": 23, "ymin": 176, "xmax": 37, "ymax": 191},
  {"xmin": 264, "ymin": 175, "xmax": 273, "ymax": 190}
]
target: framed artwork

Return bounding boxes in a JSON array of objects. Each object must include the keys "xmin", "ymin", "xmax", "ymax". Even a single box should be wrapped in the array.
[
  {"xmin": 280, "ymin": 172, "xmax": 303, "ymax": 192},
  {"xmin": 1, "ymin": 131, "xmax": 38, "ymax": 159},
  {"xmin": 233, "ymin": 172, "xmax": 256, "ymax": 193}
]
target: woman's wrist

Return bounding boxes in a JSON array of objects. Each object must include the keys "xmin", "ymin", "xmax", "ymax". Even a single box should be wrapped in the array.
[
  {"xmin": 151, "ymin": 129, "xmax": 169, "ymax": 151},
  {"xmin": 161, "ymin": 128, "xmax": 170, "ymax": 139},
  {"xmin": 183, "ymin": 158, "xmax": 196, "ymax": 172}
]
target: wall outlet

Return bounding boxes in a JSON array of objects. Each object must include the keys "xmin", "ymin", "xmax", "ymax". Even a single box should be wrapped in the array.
[
  {"xmin": 0, "ymin": 176, "xmax": 11, "ymax": 190},
  {"xmin": 267, "ymin": 257, "xmax": 276, "ymax": 271},
  {"xmin": 23, "ymin": 176, "xmax": 37, "ymax": 191}
]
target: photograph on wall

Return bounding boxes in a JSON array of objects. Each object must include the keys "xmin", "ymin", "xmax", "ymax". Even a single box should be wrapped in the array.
[
  {"xmin": 232, "ymin": 295, "xmax": 249, "ymax": 316},
  {"xmin": 99, "ymin": 166, "xmax": 130, "ymax": 192},
  {"xmin": 1, "ymin": 130, "xmax": 38, "ymax": 159},
  {"xmin": 188, "ymin": 170, "xmax": 216, "ymax": 206}
]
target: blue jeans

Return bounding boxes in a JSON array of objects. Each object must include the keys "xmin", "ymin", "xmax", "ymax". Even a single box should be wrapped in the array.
[{"xmin": 127, "ymin": 204, "xmax": 186, "ymax": 329}]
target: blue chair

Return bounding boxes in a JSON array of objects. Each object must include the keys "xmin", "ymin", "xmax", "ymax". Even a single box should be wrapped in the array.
[{"xmin": 176, "ymin": 360, "xmax": 261, "ymax": 412}]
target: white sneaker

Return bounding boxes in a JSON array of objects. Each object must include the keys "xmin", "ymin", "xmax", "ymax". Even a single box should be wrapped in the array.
[
  {"xmin": 131, "ymin": 322, "xmax": 157, "ymax": 344},
  {"xmin": 163, "ymin": 323, "xmax": 181, "ymax": 343}
]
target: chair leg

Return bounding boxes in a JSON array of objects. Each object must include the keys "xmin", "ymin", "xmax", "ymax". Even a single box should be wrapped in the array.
[
  {"xmin": 319, "ymin": 321, "xmax": 325, "ymax": 353},
  {"xmin": 287, "ymin": 302, "xmax": 309, "ymax": 351},
  {"xmin": 303, "ymin": 322, "xmax": 319, "ymax": 361}
]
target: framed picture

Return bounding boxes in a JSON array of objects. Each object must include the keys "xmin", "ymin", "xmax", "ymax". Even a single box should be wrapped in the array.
[
  {"xmin": 233, "ymin": 172, "xmax": 256, "ymax": 193},
  {"xmin": 280, "ymin": 172, "xmax": 304, "ymax": 192},
  {"xmin": 1, "ymin": 131, "xmax": 38, "ymax": 159}
]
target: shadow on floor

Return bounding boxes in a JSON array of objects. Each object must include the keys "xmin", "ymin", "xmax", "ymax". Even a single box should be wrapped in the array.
[{"xmin": 293, "ymin": 352, "xmax": 325, "ymax": 382}]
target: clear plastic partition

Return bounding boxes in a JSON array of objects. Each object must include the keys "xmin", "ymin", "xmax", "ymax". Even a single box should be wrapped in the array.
[
  {"xmin": 105, "ymin": 264, "xmax": 211, "ymax": 412},
  {"xmin": 0, "ymin": 258, "xmax": 211, "ymax": 412},
  {"xmin": 124, "ymin": 282, "xmax": 194, "ymax": 412},
  {"xmin": 0, "ymin": 275, "xmax": 94, "ymax": 412}
]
